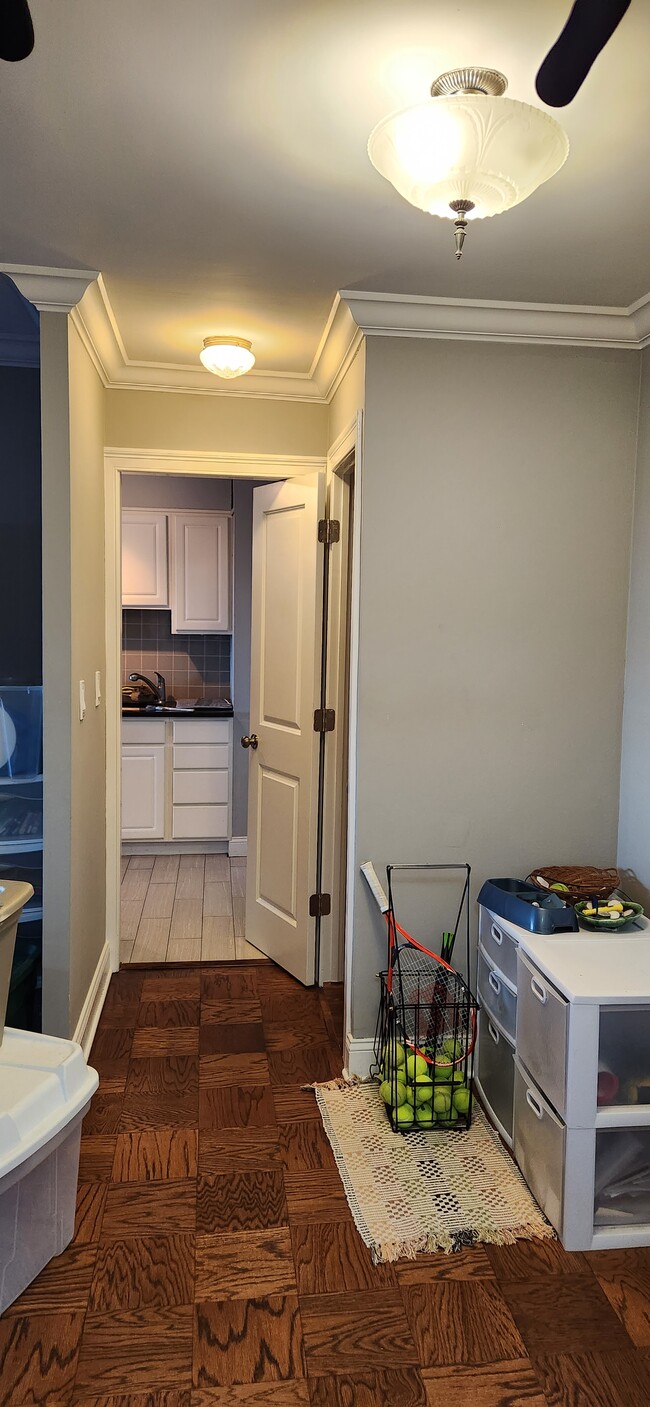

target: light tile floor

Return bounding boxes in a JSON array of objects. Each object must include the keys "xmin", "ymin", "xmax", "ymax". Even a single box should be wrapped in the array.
[{"xmin": 120, "ymin": 853, "xmax": 268, "ymax": 964}]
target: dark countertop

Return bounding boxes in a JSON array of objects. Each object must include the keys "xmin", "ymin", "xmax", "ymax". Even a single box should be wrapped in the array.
[{"xmin": 122, "ymin": 706, "xmax": 234, "ymax": 719}]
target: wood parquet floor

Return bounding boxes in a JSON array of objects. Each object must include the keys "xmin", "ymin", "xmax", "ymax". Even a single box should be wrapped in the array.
[{"xmin": 3, "ymin": 962, "xmax": 650, "ymax": 1406}]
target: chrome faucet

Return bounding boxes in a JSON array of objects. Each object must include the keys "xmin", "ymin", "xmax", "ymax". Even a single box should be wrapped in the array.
[{"xmin": 128, "ymin": 671, "xmax": 166, "ymax": 704}]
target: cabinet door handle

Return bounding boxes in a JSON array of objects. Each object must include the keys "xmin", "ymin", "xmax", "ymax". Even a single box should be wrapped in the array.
[
  {"xmin": 490, "ymin": 924, "xmax": 503, "ymax": 946},
  {"xmin": 488, "ymin": 970, "xmax": 501, "ymax": 995},
  {"xmin": 487, "ymin": 1021, "xmax": 500, "ymax": 1045},
  {"xmin": 530, "ymin": 976, "xmax": 548, "ymax": 1005},
  {"xmin": 526, "ymin": 1088, "xmax": 544, "ymax": 1120}
]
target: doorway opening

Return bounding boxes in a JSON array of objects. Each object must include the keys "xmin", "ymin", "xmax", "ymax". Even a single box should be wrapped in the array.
[{"xmin": 105, "ymin": 440, "xmax": 358, "ymax": 990}]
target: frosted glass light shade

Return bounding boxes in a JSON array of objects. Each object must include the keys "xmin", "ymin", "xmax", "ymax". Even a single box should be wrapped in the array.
[
  {"xmin": 368, "ymin": 94, "xmax": 569, "ymax": 220},
  {"xmin": 200, "ymin": 336, "xmax": 255, "ymax": 378}
]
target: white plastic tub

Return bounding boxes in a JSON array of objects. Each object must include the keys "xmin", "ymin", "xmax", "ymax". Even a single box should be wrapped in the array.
[
  {"xmin": 0, "ymin": 881, "xmax": 34, "ymax": 1044},
  {"xmin": 0, "ymin": 1027, "xmax": 98, "ymax": 1313}
]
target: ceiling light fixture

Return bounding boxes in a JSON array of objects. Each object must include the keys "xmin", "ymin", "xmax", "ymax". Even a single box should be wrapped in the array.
[
  {"xmin": 200, "ymin": 335, "xmax": 255, "ymax": 379},
  {"xmin": 368, "ymin": 67, "xmax": 569, "ymax": 259}
]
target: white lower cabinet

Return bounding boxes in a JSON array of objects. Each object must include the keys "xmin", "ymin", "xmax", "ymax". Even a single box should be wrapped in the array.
[
  {"xmin": 122, "ymin": 718, "xmax": 232, "ymax": 843},
  {"xmin": 121, "ymin": 744, "xmax": 166, "ymax": 840}
]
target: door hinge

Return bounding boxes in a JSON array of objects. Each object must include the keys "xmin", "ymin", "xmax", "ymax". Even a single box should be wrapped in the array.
[
  {"xmin": 309, "ymin": 892, "xmax": 332, "ymax": 917},
  {"xmin": 313, "ymin": 708, "xmax": 335, "ymax": 733},
  {"xmin": 318, "ymin": 518, "xmax": 340, "ymax": 545}
]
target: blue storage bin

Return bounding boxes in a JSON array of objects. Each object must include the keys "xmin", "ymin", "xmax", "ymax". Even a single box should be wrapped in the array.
[{"xmin": 0, "ymin": 689, "xmax": 43, "ymax": 781}]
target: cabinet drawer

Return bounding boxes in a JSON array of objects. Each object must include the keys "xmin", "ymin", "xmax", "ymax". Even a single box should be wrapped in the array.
[
  {"xmin": 477, "ymin": 943, "xmax": 517, "ymax": 1041},
  {"xmin": 122, "ymin": 720, "xmax": 166, "ymax": 744},
  {"xmin": 478, "ymin": 907, "xmax": 519, "ymax": 988},
  {"xmin": 513, "ymin": 1058, "xmax": 565, "ymax": 1236},
  {"xmin": 172, "ymin": 719, "xmax": 231, "ymax": 744},
  {"xmin": 172, "ymin": 769, "xmax": 229, "ymax": 805},
  {"xmin": 476, "ymin": 1011, "xmax": 515, "ymax": 1144},
  {"xmin": 516, "ymin": 951, "xmax": 568, "ymax": 1118},
  {"xmin": 172, "ymin": 804, "xmax": 228, "ymax": 840},
  {"xmin": 173, "ymin": 743, "xmax": 229, "ymax": 770}
]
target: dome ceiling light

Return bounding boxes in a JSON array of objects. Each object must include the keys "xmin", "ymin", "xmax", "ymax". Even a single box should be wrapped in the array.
[
  {"xmin": 368, "ymin": 67, "xmax": 569, "ymax": 259},
  {"xmin": 200, "ymin": 336, "xmax": 255, "ymax": 379}
]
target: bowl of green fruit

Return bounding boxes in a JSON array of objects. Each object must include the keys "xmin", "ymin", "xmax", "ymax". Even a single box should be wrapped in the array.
[{"xmin": 575, "ymin": 898, "xmax": 644, "ymax": 930}]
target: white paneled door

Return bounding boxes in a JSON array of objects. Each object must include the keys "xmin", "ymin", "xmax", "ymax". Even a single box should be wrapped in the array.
[{"xmin": 244, "ymin": 474, "xmax": 325, "ymax": 984}]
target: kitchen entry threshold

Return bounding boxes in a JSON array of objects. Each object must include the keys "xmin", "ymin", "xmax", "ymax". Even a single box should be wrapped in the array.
[{"xmin": 120, "ymin": 852, "xmax": 267, "ymax": 964}]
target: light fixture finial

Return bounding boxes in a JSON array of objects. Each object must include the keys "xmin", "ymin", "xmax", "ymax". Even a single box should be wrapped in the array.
[{"xmin": 449, "ymin": 200, "xmax": 475, "ymax": 259}]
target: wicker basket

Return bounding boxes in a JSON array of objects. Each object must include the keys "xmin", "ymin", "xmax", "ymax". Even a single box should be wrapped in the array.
[{"xmin": 526, "ymin": 866, "xmax": 619, "ymax": 908}]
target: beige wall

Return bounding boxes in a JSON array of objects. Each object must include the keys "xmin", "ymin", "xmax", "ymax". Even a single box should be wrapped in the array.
[
  {"xmin": 618, "ymin": 347, "xmax": 650, "ymax": 902},
  {"xmin": 350, "ymin": 337, "xmax": 640, "ymax": 1038},
  {"xmin": 106, "ymin": 387, "xmax": 328, "ymax": 458},
  {"xmin": 328, "ymin": 342, "xmax": 365, "ymax": 451},
  {"xmin": 41, "ymin": 315, "xmax": 106, "ymax": 1037}
]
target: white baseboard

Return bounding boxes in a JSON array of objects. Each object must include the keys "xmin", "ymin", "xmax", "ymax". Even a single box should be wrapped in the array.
[
  {"xmin": 122, "ymin": 841, "xmax": 228, "ymax": 855},
  {"xmin": 73, "ymin": 941, "xmax": 111, "ymax": 1059},
  {"xmin": 228, "ymin": 836, "xmax": 248, "ymax": 857},
  {"xmin": 344, "ymin": 1034, "xmax": 376, "ymax": 1080}
]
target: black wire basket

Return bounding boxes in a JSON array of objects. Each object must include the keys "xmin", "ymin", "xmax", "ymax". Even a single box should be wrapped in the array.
[{"xmin": 372, "ymin": 863, "xmax": 477, "ymax": 1134}]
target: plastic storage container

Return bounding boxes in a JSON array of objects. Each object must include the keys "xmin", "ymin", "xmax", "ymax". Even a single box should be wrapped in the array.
[
  {"xmin": 0, "ymin": 1027, "xmax": 98, "ymax": 1313},
  {"xmin": 477, "ymin": 942, "xmax": 517, "ymax": 1041},
  {"xmin": 475, "ymin": 1010, "xmax": 516, "ymax": 1145},
  {"xmin": 0, "ymin": 687, "xmax": 43, "ymax": 781},
  {"xmin": 0, "ymin": 881, "xmax": 34, "ymax": 1044}
]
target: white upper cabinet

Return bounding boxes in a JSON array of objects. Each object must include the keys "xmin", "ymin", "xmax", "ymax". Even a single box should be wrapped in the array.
[
  {"xmin": 171, "ymin": 513, "xmax": 231, "ymax": 633},
  {"xmin": 122, "ymin": 510, "xmax": 169, "ymax": 607}
]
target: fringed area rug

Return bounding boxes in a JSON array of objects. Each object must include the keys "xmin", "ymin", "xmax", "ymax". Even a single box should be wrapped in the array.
[{"xmin": 313, "ymin": 1080, "xmax": 554, "ymax": 1262}]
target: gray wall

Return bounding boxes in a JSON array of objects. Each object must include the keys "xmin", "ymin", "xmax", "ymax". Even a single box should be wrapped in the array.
[
  {"xmin": 41, "ymin": 316, "xmax": 106, "ymax": 1037},
  {"xmin": 121, "ymin": 473, "xmax": 232, "ymax": 511},
  {"xmin": 619, "ymin": 347, "xmax": 650, "ymax": 902},
  {"xmin": 350, "ymin": 337, "xmax": 640, "ymax": 1038}
]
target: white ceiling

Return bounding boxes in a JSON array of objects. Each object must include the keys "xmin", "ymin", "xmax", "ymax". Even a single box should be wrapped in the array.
[{"xmin": 0, "ymin": 0, "xmax": 648, "ymax": 376}]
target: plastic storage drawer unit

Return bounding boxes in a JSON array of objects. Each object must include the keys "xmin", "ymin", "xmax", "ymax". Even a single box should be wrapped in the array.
[
  {"xmin": 513, "ymin": 1057, "xmax": 565, "ymax": 1235},
  {"xmin": 478, "ymin": 907, "xmax": 519, "ymax": 987},
  {"xmin": 516, "ymin": 950, "xmax": 569, "ymax": 1118},
  {"xmin": 476, "ymin": 1011, "xmax": 516, "ymax": 1145},
  {"xmin": 477, "ymin": 943, "xmax": 517, "ymax": 1041},
  {"xmin": 0, "ymin": 1027, "xmax": 98, "ymax": 1313}
]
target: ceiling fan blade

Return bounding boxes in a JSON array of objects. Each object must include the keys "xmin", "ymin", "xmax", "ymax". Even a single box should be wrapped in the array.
[
  {"xmin": 0, "ymin": 0, "xmax": 34, "ymax": 61},
  {"xmin": 535, "ymin": 0, "xmax": 631, "ymax": 107}
]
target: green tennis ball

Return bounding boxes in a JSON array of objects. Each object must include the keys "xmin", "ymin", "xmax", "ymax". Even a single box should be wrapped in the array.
[
  {"xmin": 437, "ymin": 1106, "xmax": 459, "ymax": 1127},
  {"xmin": 386, "ymin": 1042, "xmax": 406, "ymax": 1069},
  {"xmin": 415, "ymin": 1103, "xmax": 436, "ymax": 1127},
  {"xmin": 394, "ymin": 1103, "xmax": 414, "ymax": 1128},
  {"xmin": 406, "ymin": 1053, "xmax": 428, "ymax": 1081},
  {"xmin": 442, "ymin": 1038, "xmax": 463, "ymax": 1060},
  {"xmin": 433, "ymin": 1062, "xmax": 453, "ymax": 1083},
  {"xmin": 404, "ymin": 1085, "xmax": 415, "ymax": 1105},
  {"xmin": 380, "ymin": 1079, "xmax": 406, "ymax": 1108},
  {"xmin": 449, "ymin": 1069, "xmax": 465, "ymax": 1085},
  {"xmin": 433, "ymin": 1089, "xmax": 452, "ymax": 1114},
  {"xmin": 453, "ymin": 1087, "xmax": 470, "ymax": 1115},
  {"xmin": 413, "ymin": 1075, "xmax": 434, "ymax": 1106}
]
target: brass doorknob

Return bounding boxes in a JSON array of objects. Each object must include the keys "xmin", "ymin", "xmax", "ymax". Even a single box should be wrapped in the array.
[{"xmin": 241, "ymin": 733, "xmax": 258, "ymax": 750}]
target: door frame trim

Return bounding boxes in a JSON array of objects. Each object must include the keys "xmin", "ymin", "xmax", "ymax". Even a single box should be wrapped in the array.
[{"xmin": 104, "ymin": 449, "xmax": 326, "ymax": 974}]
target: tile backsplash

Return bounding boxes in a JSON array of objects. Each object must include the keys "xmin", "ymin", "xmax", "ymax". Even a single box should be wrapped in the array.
[{"xmin": 123, "ymin": 610, "xmax": 231, "ymax": 699}]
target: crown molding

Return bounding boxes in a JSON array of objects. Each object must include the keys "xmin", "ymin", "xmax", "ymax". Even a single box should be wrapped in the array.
[
  {"xmin": 340, "ymin": 289, "xmax": 650, "ymax": 351},
  {"xmin": 0, "ymin": 263, "xmax": 99, "ymax": 313},
  {"xmin": 74, "ymin": 276, "xmax": 327, "ymax": 401},
  {"xmin": 105, "ymin": 447, "xmax": 326, "ymax": 479},
  {"xmin": 630, "ymin": 292, "xmax": 650, "ymax": 349}
]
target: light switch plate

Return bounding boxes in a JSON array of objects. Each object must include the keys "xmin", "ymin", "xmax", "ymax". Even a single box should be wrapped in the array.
[
  {"xmin": 95, "ymin": 670, "xmax": 101, "ymax": 707},
  {"xmin": 79, "ymin": 679, "xmax": 86, "ymax": 721}
]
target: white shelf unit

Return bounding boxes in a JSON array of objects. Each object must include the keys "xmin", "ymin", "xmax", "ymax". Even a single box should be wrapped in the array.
[{"xmin": 477, "ymin": 901, "xmax": 650, "ymax": 1252}]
